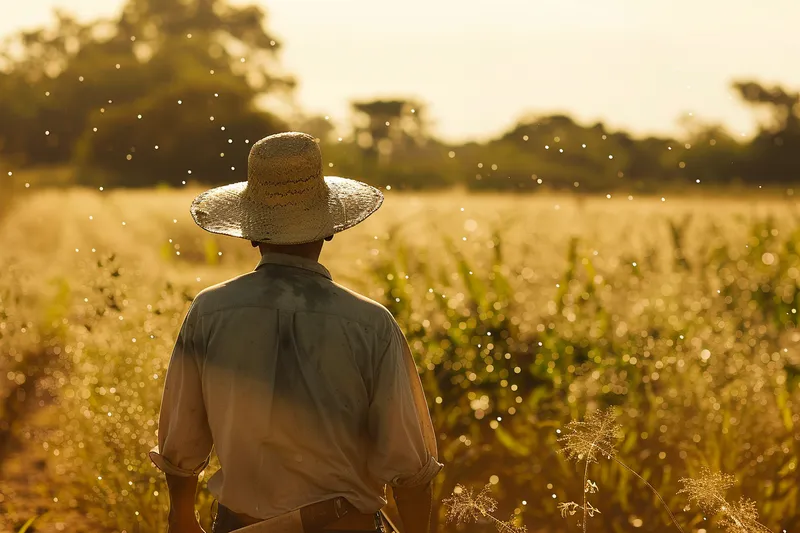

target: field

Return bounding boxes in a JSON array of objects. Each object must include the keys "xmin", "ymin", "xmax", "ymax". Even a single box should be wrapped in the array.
[{"xmin": 1, "ymin": 188, "xmax": 799, "ymax": 533}]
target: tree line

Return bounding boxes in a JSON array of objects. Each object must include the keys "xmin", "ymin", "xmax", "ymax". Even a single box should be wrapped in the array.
[{"xmin": 1, "ymin": 0, "xmax": 799, "ymax": 192}]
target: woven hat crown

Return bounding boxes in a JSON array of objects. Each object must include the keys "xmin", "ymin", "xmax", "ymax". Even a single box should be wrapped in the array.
[
  {"xmin": 244, "ymin": 132, "xmax": 324, "ymax": 205},
  {"xmin": 190, "ymin": 130, "xmax": 384, "ymax": 245}
]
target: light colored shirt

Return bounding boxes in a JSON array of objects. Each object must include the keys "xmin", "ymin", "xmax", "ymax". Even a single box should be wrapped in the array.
[{"xmin": 149, "ymin": 252, "xmax": 442, "ymax": 519}]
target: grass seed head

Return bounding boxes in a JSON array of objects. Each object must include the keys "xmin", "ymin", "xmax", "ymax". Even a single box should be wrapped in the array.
[
  {"xmin": 678, "ymin": 467, "xmax": 736, "ymax": 515},
  {"xmin": 679, "ymin": 469, "xmax": 771, "ymax": 533},
  {"xmin": 442, "ymin": 484, "xmax": 498, "ymax": 524},
  {"xmin": 558, "ymin": 407, "xmax": 622, "ymax": 464}
]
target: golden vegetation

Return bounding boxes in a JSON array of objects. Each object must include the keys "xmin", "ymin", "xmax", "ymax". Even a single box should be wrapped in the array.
[
  {"xmin": 443, "ymin": 484, "xmax": 526, "ymax": 533},
  {"xmin": 679, "ymin": 468, "xmax": 772, "ymax": 533},
  {"xmin": 1, "ymin": 189, "xmax": 799, "ymax": 532}
]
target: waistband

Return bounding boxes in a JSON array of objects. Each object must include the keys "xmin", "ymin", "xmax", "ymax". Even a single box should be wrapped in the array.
[{"xmin": 212, "ymin": 499, "xmax": 386, "ymax": 533}]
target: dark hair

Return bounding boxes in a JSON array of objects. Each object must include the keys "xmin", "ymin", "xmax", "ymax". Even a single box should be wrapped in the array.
[{"xmin": 251, "ymin": 235, "xmax": 333, "ymax": 248}]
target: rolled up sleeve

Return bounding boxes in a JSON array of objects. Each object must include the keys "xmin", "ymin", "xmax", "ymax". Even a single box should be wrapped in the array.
[
  {"xmin": 149, "ymin": 309, "xmax": 213, "ymax": 477},
  {"xmin": 368, "ymin": 321, "xmax": 443, "ymax": 488}
]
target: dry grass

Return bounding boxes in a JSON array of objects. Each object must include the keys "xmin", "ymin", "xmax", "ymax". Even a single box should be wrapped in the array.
[{"xmin": 1, "ymin": 188, "xmax": 799, "ymax": 532}]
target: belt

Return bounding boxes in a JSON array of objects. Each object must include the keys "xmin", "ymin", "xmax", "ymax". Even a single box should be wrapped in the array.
[{"xmin": 218, "ymin": 498, "xmax": 385, "ymax": 532}]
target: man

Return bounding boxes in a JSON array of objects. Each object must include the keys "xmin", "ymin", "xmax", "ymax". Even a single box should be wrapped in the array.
[{"xmin": 149, "ymin": 132, "xmax": 442, "ymax": 533}]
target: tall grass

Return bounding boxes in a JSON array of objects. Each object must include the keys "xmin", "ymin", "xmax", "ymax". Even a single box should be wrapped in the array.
[
  {"xmin": 367, "ymin": 217, "xmax": 799, "ymax": 531},
  {"xmin": 0, "ymin": 191, "xmax": 798, "ymax": 532}
]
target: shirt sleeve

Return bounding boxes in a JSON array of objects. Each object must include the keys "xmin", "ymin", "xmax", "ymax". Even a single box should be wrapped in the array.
[
  {"xmin": 149, "ymin": 307, "xmax": 213, "ymax": 477},
  {"xmin": 367, "ymin": 320, "xmax": 443, "ymax": 488}
]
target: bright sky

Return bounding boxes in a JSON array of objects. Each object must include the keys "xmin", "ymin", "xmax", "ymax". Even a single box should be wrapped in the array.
[{"xmin": 2, "ymin": 0, "xmax": 799, "ymax": 142}]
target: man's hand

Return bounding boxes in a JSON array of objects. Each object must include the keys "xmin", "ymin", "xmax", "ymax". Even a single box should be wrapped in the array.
[
  {"xmin": 165, "ymin": 474, "xmax": 203, "ymax": 533},
  {"xmin": 393, "ymin": 483, "xmax": 433, "ymax": 533},
  {"xmin": 167, "ymin": 516, "xmax": 206, "ymax": 533}
]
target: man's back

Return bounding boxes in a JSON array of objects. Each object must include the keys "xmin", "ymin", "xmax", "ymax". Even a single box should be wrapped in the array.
[
  {"xmin": 152, "ymin": 252, "xmax": 440, "ymax": 521},
  {"xmin": 153, "ymin": 132, "xmax": 440, "ymax": 532}
]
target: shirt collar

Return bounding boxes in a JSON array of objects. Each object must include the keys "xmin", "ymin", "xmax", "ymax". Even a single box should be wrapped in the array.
[{"xmin": 255, "ymin": 252, "xmax": 333, "ymax": 280}]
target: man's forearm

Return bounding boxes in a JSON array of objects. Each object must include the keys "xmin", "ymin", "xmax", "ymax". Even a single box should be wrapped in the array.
[
  {"xmin": 165, "ymin": 473, "xmax": 200, "ymax": 525},
  {"xmin": 393, "ymin": 483, "xmax": 433, "ymax": 533}
]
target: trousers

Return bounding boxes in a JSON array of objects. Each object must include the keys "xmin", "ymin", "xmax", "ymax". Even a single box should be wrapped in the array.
[
  {"xmin": 211, "ymin": 504, "xmax": 249, "ymax": 533},
  {"xmin": 211, "ymin": 503, "xmax": 386, "ymax": 533}
]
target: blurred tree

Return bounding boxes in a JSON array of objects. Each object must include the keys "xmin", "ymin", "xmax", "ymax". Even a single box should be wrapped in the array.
[
  {"xmin": 294, "ymin": 115, "xmax": 337, "ymax": 144},
  {"xmin": 351, "ymin": 99, "xmax": 426, "ymax": 163},
  {"xmin": 0, "ymin": 11, "xmax": 115, "ymax": 166},
  {"xmin": 0, "ymin": 0, "xmax": 292, "ymax": 185},
  {"xmin": 734, "ymin": 81, "xmax": 800, "ymax": 133},
  {"xmin": 116, "ymin": 0, "xmax": 293, "ymax": 94},
  {"xmin": 624, "ymin": 135, "xmax": 682, "ymax": 189},
  {"xmin": 679, "ymin": 118, "xmax": 744, "ymax": 185},
  {"xmin": 464, "ymin": 115, "xmax": 657, "ymax": 192},
  {"xmin": 3, "ymin": 6, "xmax": 800, "ymax": 192},
  {"xmin": 335, "ymin": 99, "xmax": 453, "ymax": 189},
  {"xmin": 73, "ymin": 73, "xmax": 286, "ymax": 187},
  {"xmin": 733, "ymin": 80, "xmax": 800, "ymax": 184}
]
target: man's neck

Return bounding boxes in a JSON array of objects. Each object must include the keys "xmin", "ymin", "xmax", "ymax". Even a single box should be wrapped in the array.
[{"xmin": 258, "ymin": 242, "xmax": 323, "ymax": 262}]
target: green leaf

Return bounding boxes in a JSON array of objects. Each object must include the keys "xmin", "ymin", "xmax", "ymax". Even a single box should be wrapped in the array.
[
  {"xmin": 17, "ymin": 515, "xmax": 39, "ymax": 533},
  {"xmin": 494, "ymin": 425, "xmax": 530, "ymax": 456}
]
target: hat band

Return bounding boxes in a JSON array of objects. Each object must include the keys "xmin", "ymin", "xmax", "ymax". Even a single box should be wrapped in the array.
[{"xmin": 243, "ymin": 174, "xmax": 327, "ymax": 208}]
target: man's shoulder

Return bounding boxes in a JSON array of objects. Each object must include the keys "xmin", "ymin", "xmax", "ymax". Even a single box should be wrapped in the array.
[
  {"xmin": 328, "ymin": 281, "xmax": 395, "ymax": 329},
  {"xmin": 188, "ymin": 271, "xmax": 261, "ymax": 314},
  {"xmin": 188, "ymin": 271, "xmax": 397, "ymax": 333}
]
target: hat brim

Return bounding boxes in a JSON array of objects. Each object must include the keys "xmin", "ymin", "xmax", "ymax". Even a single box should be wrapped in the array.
[{"xmin": 190, "ymin": 176, "xmax": 384, "ymax": 245}]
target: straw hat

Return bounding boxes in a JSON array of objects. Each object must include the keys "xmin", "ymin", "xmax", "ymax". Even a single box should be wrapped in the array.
[{"xmin": 190, "ymin": 132, "xmax": 384, "ymax": 244}]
